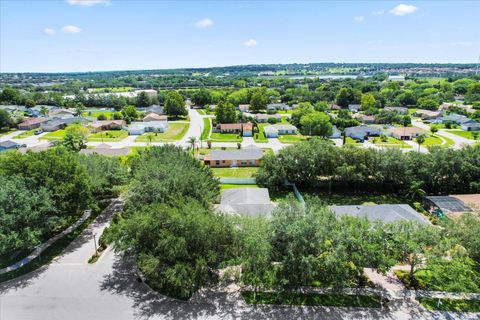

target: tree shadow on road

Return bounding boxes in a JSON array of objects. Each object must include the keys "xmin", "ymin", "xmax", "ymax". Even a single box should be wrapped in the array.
[{"xmin": 100, "ymin": 254, "xmax": 409, "ymax": 320}]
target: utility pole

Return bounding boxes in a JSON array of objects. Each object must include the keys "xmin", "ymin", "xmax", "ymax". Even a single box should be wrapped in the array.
[{"xmin": 92, "ymin": 232, "xmax": 98, "ymax": 255}]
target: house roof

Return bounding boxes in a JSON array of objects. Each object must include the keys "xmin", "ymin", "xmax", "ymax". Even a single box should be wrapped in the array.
[
  {"xmin": 128, "ymin": 121, "xmax": 168, "ymax": 130},
  {"xmin": 329, "ymin": 204, "xmax": 429, "ymax": 224},
  {"xmin": 254, "ymin": 113, "xmax": 282, "ymax": 120},
  {"xmin": 79, "ymin": 146, "xmax": 131, "ymax": 156},
  {"xmin": 207, "ymin": 145, "xmax": 263, "ymax": 161},
  {"xmin": 145, "ymin": 105, "xmax": 164, "ymax": 115},
  {"xmin": 269, "ymin": 124, "xmax": 297, "ymax": 131},
  {"xmin": 143, "ymin": 113, "xmax": 168, "ymax": 121},
  {"xmin": 345, "ymin": 125, "xmax": 381, "ymax": 136},
  {"xmin": 89, "ymin": 120, "xmax": 126, "ymax": 128},
  {"xmin": 50, "ymin": 108, "xmax": 76, "ymax": 116},
  {"xmin": 425, "ymin": 196, "xmax": 472, "ymax": 213},
  {"xmin": 385, "ymin": 106, "xmax": 408, "ymax": 113},
  {"xmin": 387, "ymin": 126, "xmax": 426, "ymax": 136},
  {"xmin": 0, "ymin": 140, "xmax": 19, "ymax": 148},
  {"xmin": 217, "ymin": 188, "xmax": 275, "ymax": 216},
  {"xmin": 18, "ymin": 117, "xmax": 50, "ymax": 126},
  {"xmin": 355, "ymin": 114, "xmax": 375, "ymax": 121},
  {"xmin": 219, "ymin": 123, "xmax": 253, "ymax": 131},
  {"xmin": 415, "ymin": 109, "xmax": 441, "ymax": 116}
]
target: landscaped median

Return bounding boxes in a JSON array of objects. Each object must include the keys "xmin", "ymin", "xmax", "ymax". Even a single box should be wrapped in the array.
[
  {"xmin": 201, "ymin": 117, "xmax": 211, "ymax": 140},
  {"xmin": 242, "ymin": 291, "xmax": 382, "ymax": 308}
]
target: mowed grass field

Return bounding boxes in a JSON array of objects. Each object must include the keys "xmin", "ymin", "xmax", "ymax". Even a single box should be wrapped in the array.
[
  {"xmin": 210, "ymin": 132, "xmax": 243, "ymax": 143},
  {"xmin": 135, "ymin": 122, "xmax": 189, "ymax": 142},
  {"xmin": 445, "ymin": 130, "xmax": 478, "ymax": 140},
  {"xmin": 211, "ymin": 167, "xmax": 259, "ymax": 178}
]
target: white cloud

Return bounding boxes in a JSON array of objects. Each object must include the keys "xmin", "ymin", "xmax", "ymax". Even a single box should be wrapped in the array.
[
  {"xmin": 242, "ymin": 39, "xmax": 258, "ymax": 47},
  {"xmin": 61, "ymin": 25, "xmax": 82, "ymax": 34},
  {"xmin": 389, "ymin": 4, "xmax": 418, "ymax": 16},
  {"xmin": 194, "ymin": 18, "xmax": 214, "ymax": 28},
  {"xmin": 44, "ymin": 28, "xmax": 56, "ymax": 36},
  {"xmin": 66, "ymin": 0, "xmax": 110, "ymax": 6},
  {"xmin": 354, "ymin": 16, "xmax": 365, "ymax": 23},
  {"xmin": 372, "ymin": 10, "xmax": 385, "ymax": 15}
]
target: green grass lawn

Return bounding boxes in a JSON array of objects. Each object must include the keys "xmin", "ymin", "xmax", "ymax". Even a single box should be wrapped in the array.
[
  {"xmin": 220, "ymin": 184, "xmax": 258, "ymax": 190},
  {"xmin": 83, "ymin": 110, "xmax": 115, "ymax": 119},
  {"xmin": 88, "ymin": 130, "xmax": 128, "ymax": 142},
  {"xmin": 197, "ymin": 109, "xmax": 206, "ymax": 115},
  {"xmin": 14, "ymin": 130, "xmax": 35, "ymax": 139},
  {"xmin": 278, "ymin": 134, "xmax": 309, "ymax": 144},
  {"xmin": 370, "ymin": 136, "xmax": 412, "ymax": 148},
  {"xmin": 88, "ymin": 86, "xmax": 133, "ymax": 93},
  {"xmin": 253, "ymin": 123, "xmax": 269, "ymax": 143},
  {"xmin": 210, "ymin": 132, "xmax": 243, "ymax": 143},
  {"xmin": 424, "ymin": 134, "xmax": 455, "ymax": 146},
  {"xmin": 40, "ymin": 129, "xmax": 67, "ymax": 140},
  {"xmin": 408, "ymin": 108, "xmax": 417, "ymax": 115},
  {"xmin": 242, "ymin": 291, "xmax": 381, "ymax": 308},
  {"xmin": 277, "ymin": 110, "xmax": 293, "ymax": 115},
  {"xmin": 445, "ymin": 130, "xmax": 478, "ymax": 140},
  {"xmin": 135, "ymin": 122, "xmax": 189, "ymax": 142},
  {"xmin": 394, "ymin": 269, "xmax": 480, "ymax": 293},
  {"xmin": 344, "ymin": 137, "xmax": 362, "ymax": 146},
  {"xmin": 301, "ymin": 191, "xmax": 412, "ymax": 206},
  {"xmin": 0, "ymin": 129, "xmax": 16, "ymax": 137},
  {"xmin": 212, "ymin": 167, "xmax": 259, "ymax": 178},
  {"xmin": 418, "ymin": 297, "xmax": 480, "ymax": 312},
  {"xmin": 201, "ymin": 118, "xmax": 211, "ymax": 140}
]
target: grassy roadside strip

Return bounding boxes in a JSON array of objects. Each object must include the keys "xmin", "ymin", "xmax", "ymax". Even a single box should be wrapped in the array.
[
  {"xmin": 201, "ymin": 117, "xmax": 211, "ymax": 140},
  {"xmin": 242, "ymin": 291, "xmax": 381, "ymax": 308},
  {"xmin": 0, "ymin": 201, "xmax": 108, "ymax": 283},
  {"xmin": 418, "ymin": 297, "xmax": 480, "ymax": 312}
]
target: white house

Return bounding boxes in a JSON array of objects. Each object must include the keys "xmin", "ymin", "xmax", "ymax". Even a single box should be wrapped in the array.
[
  {"xmin": 127, "ymin": 121, "xmax": 169, "ymax": 135},
  {"xmin": 264, "ymin": 124, "xmax": 297, "ymax": 138}
]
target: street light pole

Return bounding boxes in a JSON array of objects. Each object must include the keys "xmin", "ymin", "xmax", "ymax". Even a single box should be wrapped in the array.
[{"xmin": 92, "ymin": 232, "xmax": 98, "ymax": 255}]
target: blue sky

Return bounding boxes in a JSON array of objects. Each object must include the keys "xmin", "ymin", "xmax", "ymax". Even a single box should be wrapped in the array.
[{"xmin": 1, "ymin": 0, "xmax": 479, "ymax": 72}]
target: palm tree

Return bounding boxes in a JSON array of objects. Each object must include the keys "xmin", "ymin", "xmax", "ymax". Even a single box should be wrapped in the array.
[
  {"xmin": 147, "ymin": 134, "xmax": 153, "ymax": 146},
  {"xmin": 416, "ymin": 134, "xmax": 426, "ymax": 152},
  {"xmin": 40, "ymin": 106, "xmax": 48, "ymax": 117},
  {"xmin": 188, "ymin": 136, "xmax": 197, "ymax": 153},
  {"xmin": 406, "ymin": 181, "xmax": 426, "ymax": 199}
]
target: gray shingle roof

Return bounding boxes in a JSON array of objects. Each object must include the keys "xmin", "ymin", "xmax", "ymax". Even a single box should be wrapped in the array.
[
  {"xmin": 209, "ymin": 146, "xmax": 263, "ymax": 161},
  {"xmin": 217, "ymin": 187, "xmax": 275, "ymax": 216},
  {"xmin": 329, "ymin": 204, "xmax": 429, "ymax": 224}
]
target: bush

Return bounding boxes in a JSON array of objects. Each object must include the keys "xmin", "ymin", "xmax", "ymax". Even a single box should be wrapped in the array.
[
  {"xmin": 267, "ymin": 117, "xmax": 277, "ymax": 124},
  {"xmin": 97, "ymin": 114, "xmax": 107, "ymax": 120}
]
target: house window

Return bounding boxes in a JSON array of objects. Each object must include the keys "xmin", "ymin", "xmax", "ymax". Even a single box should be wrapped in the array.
[{"xmin": 215, "ymin": 161, "xmax": 220, "ymax": 165}]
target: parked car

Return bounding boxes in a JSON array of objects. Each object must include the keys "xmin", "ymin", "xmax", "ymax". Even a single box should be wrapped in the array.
[{"xmin": 34, "ymin": 129, "xmax": 44, "ymax": 135}]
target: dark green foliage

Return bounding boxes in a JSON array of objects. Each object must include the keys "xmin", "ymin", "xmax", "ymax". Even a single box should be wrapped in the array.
[
  {"xmin": 256, "ymin": 139, "xmax": 480, "ymax": 195},
  {"xmin": 418, "ymin": 297, "xmax": 480, "ymax": 312},
  {"xmin": 165, "ymin": 91, "xmax": 187, "ymax": 117},
  {"xmin": 0, "ymin": 109, "xmax": 12, "ymax": 130}
]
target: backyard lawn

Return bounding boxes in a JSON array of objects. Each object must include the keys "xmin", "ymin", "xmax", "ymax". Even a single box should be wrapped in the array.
[
  {"xmin": 201, "ymin": 118, "xmax": 211, "ymax": 140},
  {"xmin": 212, "ymin": 167, "xmax": 259, "ymax": 178},
  {"xmin": 197, "ymin": 109, "xmax": 206, "ymax": 115},
  {"xmin": 14, "ymin": 130, "xmax": 35, "ymax": 139},
  {"xmin": 135, "ymin": 122, "xmax": 189, "ymax": 142},
  {"xmin": 210, "ymin": 132, "xmax": 243, "ymax": 143},
  {"xmin": 300, "ymin": 191, "xmax": 413, "ymax": 206},
  {"xmin": 278, "ymin": 133, "xmax": 309, "ymax": 144},
  {"xmin": 83, "ymin": 110, "xmax": 115, "ymax": 119},
  {"xmin": 88, "ymin": 130, "xmax": 128, "ymax": 142},
  {"xmin": 370, "ymin": 136, "xmax": 411, "ymax": 148},
  {"xmin": 344, "ymin": 137, "xmax": 362, "ymax": 146},
  {"xmin": 445, "ymin": 130, "xmax": 477, "ymax": 140},
  {"xmin": 220, "ymin": 184, "xmax": 258, "ymax": 190}
]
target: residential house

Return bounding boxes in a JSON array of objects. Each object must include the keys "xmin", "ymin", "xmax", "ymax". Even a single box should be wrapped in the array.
[
  {"xmin": 40, "ymin": 117, "xmax": 90, "ymax": 132},
  {"xmin": 263, "ymin": 124, "xmax": 297, "ymax": 138},
  {"xmin": 348, "ymin": 104, "xmax": 360, "ymax": 113},
  {"xmin": 204, "ymin": 145, "xmax": 263, "ymax": 167},
  {"xmin": 49, "ymin": 108, "xmax": 76, "ymax": 119},
  {"xmin": 433, "ymin": 114, "xmax": 471, "ymax": 126},
  {"xmin": 460, "ymin": 119, "xmax": 480, "ymax": 131},
  {"xmin": 253, "ymin": 113, "xmax": 282, "ymax": 123},
  {"xmin": 354, "ymin": 114, "xmax": 375, "ymax": 124},
  {"xmin": 144, "ymin": 105, "xmax": 164, "ymax": 115},
  {"xmin": 28, "ymin": 105, "xmax": 56, "ymax": 117},
  {"xmin": 218, "ymin": 123, "xmax": 253, "ymax": 137},
  {"xmin": 330, "ymin": 104, "xmax": 342, "ymax": 111},
  {"xmin": 0, "ymin": 140, "xmax": 24, "ymax": 151},
  {"xmin": 135, "ymin": 89, "xmax": 158, "ymax": 98},
  {"xmin": 216, "ymin": 187, "xmax": 275, "ymax": 216},
  {"xmin": 17, "ymin": 117, "xmax": 50, "ymax": 130},
  {"xmin": 388, "ymin": 75, "xmax": 406, "ymax": 82},
  {"xmin": 330, "ymin": 125, "xmax": 342, "ymax": 139},
  {"xmin": 413, "ymin": 109, "xmax": 442, "ymax": 121},
  {"xmin": 88, "ymin": 120, "xmax": 126, "ymax": 133},
  {"xmin": 344, "ymin": 125, "xmax": 382, "ymax": 141},
  {"xmin": 387, "ymin": 126, "xmax": 427, "ymax": 140},
  {"xmin": 18, "ymin": 143, "xmax": 52, "ymax": 154},
  {"xmin": 384, "ymin": 106, "xmax": 408, "ymax": 114},
  {"xmin": 238, "ymin": 104, "xmax": 250, "ymax": 112},
  {"xmin": 79, "ymin": 143, "xmax": 131, "ymax": 157},
  {"xmin": 143, "ymin": 113, "xmax": 168, "ymax": 122},
  {"xmin": 127, "ymin": 121, "xmax": 169, "ymax": 135},
  {"xmin": 266, "ymin": 103, "xmax": 291, "ymax": 111},
  {"xmin": 329, "ymin": 204, "xmax": 428, "ymax": 224}
]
